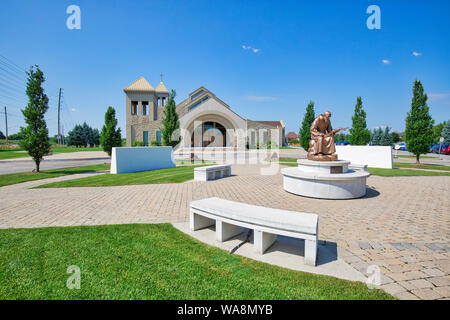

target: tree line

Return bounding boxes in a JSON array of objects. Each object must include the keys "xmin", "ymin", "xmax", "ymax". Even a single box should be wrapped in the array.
[
  {"xmin": 298, "ymin": 80, "xmax": 449, "ymax": 163},
  {"xmin": 15, "ymin": 66, "xmax": 123, "ymax": 171},
  {"xmin": 13, "ymin": 65, "xmax": 180, "ymax": 172}
]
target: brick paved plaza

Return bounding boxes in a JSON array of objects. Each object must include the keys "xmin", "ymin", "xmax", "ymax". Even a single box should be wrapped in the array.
[{"xmin": 0, "ymin": 163, "xmax": 448, "ymax": 300}]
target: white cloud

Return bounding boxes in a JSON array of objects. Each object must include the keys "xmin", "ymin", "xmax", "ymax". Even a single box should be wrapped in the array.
[
  {"xmin": 71, "ymin": 108, "xmax": 78, "ymax": 112},
  {"xmin": 412, "ymin": 51, "xmax": 422, "ymax": 56},
  {"xmin": 246, "ymin": 95, "xmax": 276, "ymax": 102},
  {"xmin": 428, "ymin": 93, "xmax": 450, "ymax": 101},
  {"xmin": 242, "ymin": 45, "xmax": 260, "ymax": 53},
  {"xmin": 382, "ymin": 59, "xmax": 391, "ymax": 64}
]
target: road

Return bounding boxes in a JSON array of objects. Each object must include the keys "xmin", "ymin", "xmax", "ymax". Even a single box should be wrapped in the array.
[{"xmin": 0, "ymin": 151, "xmax": 110, "ymax": 174}]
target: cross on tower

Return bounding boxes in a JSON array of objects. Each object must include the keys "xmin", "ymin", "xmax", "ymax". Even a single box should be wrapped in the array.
[{"xmin": 160, "ymin": 73, "xmax": 163, "ymax": 82}]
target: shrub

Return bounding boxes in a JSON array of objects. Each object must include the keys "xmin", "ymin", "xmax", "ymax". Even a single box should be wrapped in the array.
[
  {"xmin": 132, "ymin": 141, "xmax": 144, "ymax": 147},
  {"xmin": 150, "ymin": 140, "xmax": 159, "ymax": 147}
]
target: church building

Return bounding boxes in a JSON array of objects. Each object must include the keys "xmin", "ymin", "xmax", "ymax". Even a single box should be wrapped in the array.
[{"xmin": 124, "ymin": 76, "xmax": 285, "ymax": 149}]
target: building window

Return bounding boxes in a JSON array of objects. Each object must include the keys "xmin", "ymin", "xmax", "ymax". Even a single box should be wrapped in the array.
[
  {"xmin": 143, "ymin": 131, "xmax": 149, "ymax": 146},
  {"xmin": 153, "ymin": 103, "xmax": 158, "ymax": 121},
  {"xmin": 156, "ymin": 131, "xmax": 162, "ymax": 146},
  {"xmin": 131, "ymin": 101, "xmax": 138, "ymax": 115},
  {"xmin": 157, "ymin": 97, "xmax": 161, "ymax": 107},
  {"xmin": 142, "ymin": 101, "xmax": 148, "ymax": 116},
  {"xmin": 191, "ymin": 90, "xmax": 204, "ymax": 101},
  {"xmin": 188, "ymin": 96, "xmax": 209, "ymax": 111}
]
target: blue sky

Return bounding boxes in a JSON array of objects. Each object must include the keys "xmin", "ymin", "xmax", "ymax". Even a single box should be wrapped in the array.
[{"xmin": 0, "ymin": 0, "xmax": 449, "ymax": 137}]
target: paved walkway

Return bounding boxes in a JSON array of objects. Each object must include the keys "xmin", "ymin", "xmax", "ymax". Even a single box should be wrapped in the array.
[{"xmin": 0, "ymin": 164, "xmax": 448, "ymax": 300}]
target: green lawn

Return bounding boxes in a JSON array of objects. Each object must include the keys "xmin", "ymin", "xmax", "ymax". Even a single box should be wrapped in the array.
[
  {"xmin": 0, "ymin": 223, "xmax": 392, "ymax": 300},
  {"xmin": 368, "ymin": 167, "xmax": 450, "ymax": 177},
  {"xmin": 0, "ymin": 150, "xmax": 29, "ymax": 160},
  {"xmin": 394, "ymin": 162, "xmax": 450, "ymax": 171},
  {"xmin": 279, "ymin": 162, "xmax": 299, "ymax": 167},
  {"xmin": 37, "ymin": 165, "xmax": 205, "ymax": 188},
  {"xmin": 395, "ymin": 155, "xmax": 438, "ymax": 159},
  {"xmin": 0, "ymin": 164, "xmax": 110, "ymax": 187}
]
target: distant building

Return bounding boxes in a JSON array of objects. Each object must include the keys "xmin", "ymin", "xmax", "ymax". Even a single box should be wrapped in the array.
[
  {"xmin": 124, "ymin": 76, "xmax": 285, "ymax": 148},
  {"xmin": 286, "ymin": 131, "xmax": 299, "ymax": 141}
]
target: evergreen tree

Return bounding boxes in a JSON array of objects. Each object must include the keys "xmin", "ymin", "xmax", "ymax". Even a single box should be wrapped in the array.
[
  {"xmin": 299, "ymin": 101, "xmax": 315, "ymax": 151},
  {"xmin": 432, "ymin": 121, "xmax": 447, "ymax": 143},
  {"xmin": 442, "ymin": 121, "xmax": 450, "ymax": 144},
  {"xmin": 66, "ymin": 124, "xmax": 85, "ymax": 147},
  {"xmin": 371, "ymin": 128, "xmax": 382, "ymax": 145},
  {"xmin": 380, "ymin": 126, "xmax": 393, "ymax": 146},
  {"xmin": 349, "ymin": 97, "xmax": 371, "ymax": 145},
  {"xmin": 0, "ymin": 130, "xmax": 5, "ymax": 140},
  {"xmin": 405, "ymin": 80, "xmax": 434, "ymax": 164},
  {"xmin": 100, "ymin": 106, "xmax": 122, "ymax": 156},
  {"xmin": 390, "ymin": 131, "xmax": 401, "ymax": 143},
  {"xmin": 334, "ymin": 133, "xmax": 345, "ymax": 142},
  {"xmin": 91, "ymin": 128, "xmax": 100, "ymax": 146},
  {"xmin": 19, "ymin": 65, "xmax": 51, "ymax": 172},
  {"xmin": 66, "ymin": 123, "xmax": 100, "ymax": 147},
  {"xmin": 161, "ymin": 90, "xmax": 180, "ymax": 147}
]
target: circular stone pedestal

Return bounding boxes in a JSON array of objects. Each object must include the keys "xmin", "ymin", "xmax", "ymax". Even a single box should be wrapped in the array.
[{"xmin": 281, "ymin": 159, "xmax": 370, "ymax": 199}]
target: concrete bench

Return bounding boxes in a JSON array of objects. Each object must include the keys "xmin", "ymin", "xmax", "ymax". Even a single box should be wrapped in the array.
[
  {"xmin": 194, "ymin": 165, "xmax": 231, "ymax": 181},
  {"xmin": 349, "ymin": 163, "xmax": 368, "ymax": 171},
  {"xmin": 190, "ymin": 197, "xmax": 319, "ymax": 266}
]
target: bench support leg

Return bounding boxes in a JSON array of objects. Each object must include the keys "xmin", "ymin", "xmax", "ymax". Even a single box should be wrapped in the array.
[
  {"xmin": 190, "ymin": 211, "xmax": 215, "ymax": 231},
  {"xmin": 304, "ymin": 238, "xmax": 317, "ymax": 266},
  {"xmin": 216, "ymin": 220, "xmax": 244, "ymax": 242},
  {"xmin": 254, "ymin": 230, "xmax": 277, "ymax": 254}
]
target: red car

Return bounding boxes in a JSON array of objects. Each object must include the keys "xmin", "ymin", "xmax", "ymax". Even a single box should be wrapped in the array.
[{"xmin": 442, "ymin": 145, "xmax": 450, "ymax": 155}]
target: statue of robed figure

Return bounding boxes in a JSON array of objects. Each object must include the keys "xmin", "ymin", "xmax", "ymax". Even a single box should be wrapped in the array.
[{"xmin": 307, "ymin": 111, "xmax": 347, "ymax": 161}]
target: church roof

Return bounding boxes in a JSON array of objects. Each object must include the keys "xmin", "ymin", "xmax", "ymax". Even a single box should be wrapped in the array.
[
  {"xmin": 255, "ymin": 121, "xmax": 284, "ymax": 128},
  {"xmin": 155, "ymin": 81, "xmax": 169, "ymax": 93},
  {"xmin": 124, "ymin": 77, "xmax": 154, "ymax": 92}
]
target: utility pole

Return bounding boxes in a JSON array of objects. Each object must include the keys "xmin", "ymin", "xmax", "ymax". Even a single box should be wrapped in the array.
[
  {"xmin": 57, "ymin": 88, "xmax": 62, "ymax": 145},
  {"xmin": 4, "ymin": 106, "xmax": 8, "ymax": 144}
]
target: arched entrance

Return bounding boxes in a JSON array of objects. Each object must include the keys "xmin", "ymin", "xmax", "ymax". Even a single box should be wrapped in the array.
[{"xmin": 191, "ymin": 121, "xmax": 227, "ymax": 147}]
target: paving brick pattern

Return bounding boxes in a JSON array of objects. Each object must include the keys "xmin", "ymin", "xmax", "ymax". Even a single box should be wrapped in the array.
[{"xmin": 0, "ymin": 164, "xmax": 448, "ymax": 300}]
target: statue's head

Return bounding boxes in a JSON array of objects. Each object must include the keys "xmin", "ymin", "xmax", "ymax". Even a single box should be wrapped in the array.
[{"xmin": 324, "ymin": 111, "xmax": 332, "ymax": 119}]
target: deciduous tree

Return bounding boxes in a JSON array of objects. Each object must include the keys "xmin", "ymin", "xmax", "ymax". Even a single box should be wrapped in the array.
[
  {"xmin": 405, "ymin": 80, "xmax": 434, "ymax": 164},
  {"xmin": 349, "ymin": 97, "xmax": 371, "ymax": 145},
  {"xmin": 442, "ymin": 121, "xmax": 450, "ymax": 144},
  {"xmin": 161, "ymin": 90, "xmax": 180, "ymax": 147},
  {"xmin": 299, "ymin": 101, "xmax": 315, "ymax": 151},
  {"xmin": 20, "ymin": 65, "xmax": 51, "ymax": 172},
  {"xmin": 100, "ymin": 106, "xmax": 122, "ymax": 156}
]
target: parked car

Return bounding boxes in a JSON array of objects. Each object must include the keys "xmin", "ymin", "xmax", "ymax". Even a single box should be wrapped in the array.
[
  {"xmin": 430, "ymin": 144, "xmax": 449, "ymax": 154},
  {"xmin": 442, "ymin": 145, "xmax": 450, "ymax": 155},
  {"xmin": 430, "ymin": 144, "xmax": 439, "ymax": 153},
  {"xmin": 394, "ymin": 142, "xmax": 407, "ymax": 151},
  {"xmin": 335, "ymin": 140, "xmax": 350, "ymax": 146}
]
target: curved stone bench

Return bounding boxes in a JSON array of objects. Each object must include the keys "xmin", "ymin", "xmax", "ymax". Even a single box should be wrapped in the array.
[
  {"xmin": 190, "ymin": 197, "xmax": 319, "ymax": 266},
  {"xmin": 281, "ymin": 159, "xmax": 370, "ymax": 199}
]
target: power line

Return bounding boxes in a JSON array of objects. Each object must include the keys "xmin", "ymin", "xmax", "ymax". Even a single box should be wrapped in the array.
[
  {"xmin": 0, "ymin": 73, "xmax": 26, "ymax": 89},
  {"xmin": 0, "ymin": 54, "xmax": 27, "ymax": 73},
  {"xmin": 0, "ymin": 79, "xmax": 26, "ymax": 97},
  {"xmin": 0, "ymin": 64, "xmax": 26, "ymax": 82}
]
